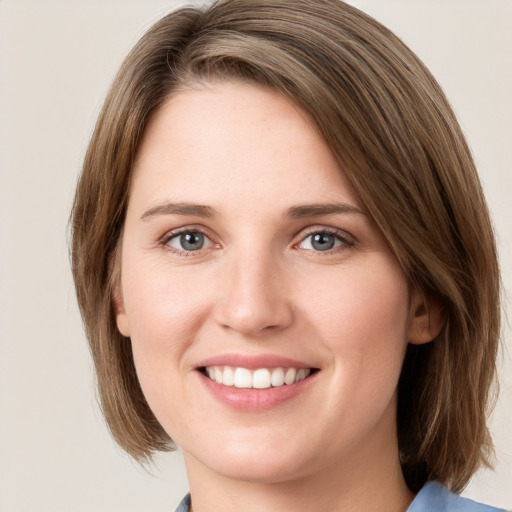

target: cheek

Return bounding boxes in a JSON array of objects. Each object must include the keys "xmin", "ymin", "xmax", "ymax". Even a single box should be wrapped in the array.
[
  {"xmin": 120, "ymin": 261, "xmax": 211, "ymax": 426},
  {"xmin": 125, "ymin": 252, "xmax": 205, "ymax": 320},
  {"xmin": 302, "ymin": 259, "xmax": 410, "ymax": 377},
  {"xmin": 297, "ymin": 260, "xmax": 410, "ymax": 446},
  {"xmin": 121, "ymin": 258, "xmax": 211, "ymax": 367},
  {"xmin": 309, "ymin": 257, "xmax": 407, "ymax": 312}
]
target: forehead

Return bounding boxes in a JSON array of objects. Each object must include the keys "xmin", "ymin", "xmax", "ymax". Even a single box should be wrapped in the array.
[{"xmin": 129, "ymin": 81, "xmax": 361, "ymax": 215}]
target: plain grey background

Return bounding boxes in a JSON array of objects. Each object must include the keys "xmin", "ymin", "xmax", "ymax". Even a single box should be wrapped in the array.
[{"xmin": 1, "ymin": 1, "xmax": 510, "ymax": 511}]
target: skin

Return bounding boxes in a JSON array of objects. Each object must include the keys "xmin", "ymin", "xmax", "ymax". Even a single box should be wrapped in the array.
[{"xmin": 115, "ymin": 82, "xmax": 441, "ymax": 512}]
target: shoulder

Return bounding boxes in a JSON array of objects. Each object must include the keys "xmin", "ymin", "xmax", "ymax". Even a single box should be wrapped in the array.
[{"xmin": 408, "ymin": 481, "xmax": 508, "ymax": 512}]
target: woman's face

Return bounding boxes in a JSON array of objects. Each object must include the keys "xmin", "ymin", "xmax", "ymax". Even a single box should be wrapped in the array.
[{"xmin": 115, "ymin": 82, "xmax": 426, "ymax": 484}]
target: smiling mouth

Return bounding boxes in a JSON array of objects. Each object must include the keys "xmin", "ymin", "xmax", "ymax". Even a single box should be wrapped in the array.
[{"xmin": 199, "ymin": 366, "xmax": 318, "ymax": 389}]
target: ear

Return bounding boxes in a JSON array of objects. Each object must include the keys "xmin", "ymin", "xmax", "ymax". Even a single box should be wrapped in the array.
[
  {"xmin": 407, "ymin": 290, "xmax": 444, "ymax": 345},
  {"xmin": 110, "ymin": 248, "xmax": 131, "ymax": 338},
  {"xmin": 112, "ymin": 281, "xmax": 131, "ymax": 337}
]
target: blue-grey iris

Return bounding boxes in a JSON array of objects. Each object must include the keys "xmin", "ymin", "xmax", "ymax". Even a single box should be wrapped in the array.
[
  {"xmin": 312, "ymin": 233, "xmax": 335, "ymax": 251},
  {"xmin": 180, "ymin": 232, "xmax": 205, "ymax": 251}
]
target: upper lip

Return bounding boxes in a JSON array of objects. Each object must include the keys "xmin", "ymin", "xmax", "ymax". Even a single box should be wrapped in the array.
[{"xmin": 196, "ymin": 353, "xmax": 317, "ymax": 370}]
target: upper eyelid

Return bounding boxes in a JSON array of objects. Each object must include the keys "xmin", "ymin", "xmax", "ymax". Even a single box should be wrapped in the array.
[
  {"xmin": 160, "ymin": 224, "xmax": 215, "ymax": 242},
  {"xmin": 294, "ymin": 225, "xmax": 355, "ymax": 243}
]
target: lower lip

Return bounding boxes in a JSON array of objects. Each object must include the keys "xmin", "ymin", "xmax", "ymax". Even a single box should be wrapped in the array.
[{"xmin": 198, "ymin": 371, "xmax": 317, "ymax": 412}]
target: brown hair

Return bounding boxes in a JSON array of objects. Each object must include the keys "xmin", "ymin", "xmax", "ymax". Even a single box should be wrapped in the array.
[{"xmin": 71, "ymin": 0, "xmax": 500, "ymax": 492}]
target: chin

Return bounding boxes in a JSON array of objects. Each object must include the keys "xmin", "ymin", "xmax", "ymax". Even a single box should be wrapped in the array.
[
  {"xmin": 184, "ymin": 438, "xmax": 314, "ymax": 485},
  {"xmin": 213, "ymin": 458, "xmax": 307, "ymax": 485}
]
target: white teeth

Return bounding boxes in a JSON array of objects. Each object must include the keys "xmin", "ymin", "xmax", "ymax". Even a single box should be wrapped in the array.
[
  {"xmin": 284, "ymin": 368, "xmax": 296, "ymax": 385},
  {"xmin": 253, "ymin": 368, "xmax": 271, "ymax": 389},
  {"xmin": 223, "ymin": 366, "xmax": 235, "ymax": 386},
  {"xmin": 234, "ymin": 367, "xmax": 252, "ymax": 388},
  {"xmin": 271, "ymin": 367, "xmax": 285, "ymax": 387},
  {"xmin": 203, "ymin": 365, "xmax": 312, "ymax": 389},
  {"xmin": 295, "ymin": 368, "xmax": 307, "ymax": 382}
]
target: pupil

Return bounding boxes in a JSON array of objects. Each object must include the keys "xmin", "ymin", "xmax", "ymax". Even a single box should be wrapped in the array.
[
  {"xmin": 312, "ymin": 233, "xmax": 334, "ymax": 251},
  {"xmin": 181, "ymin": 232, "xmax": 204, "ymax": 251}
]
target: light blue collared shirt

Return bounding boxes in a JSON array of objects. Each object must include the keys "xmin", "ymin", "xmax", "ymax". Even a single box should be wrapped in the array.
[
  {"xmin": 174, "ymin": 481, "xmax": 508, "ymax": 511},
  {"xmin": 175, "ymin": 493, "xmax": 190, "ymax": 512}
]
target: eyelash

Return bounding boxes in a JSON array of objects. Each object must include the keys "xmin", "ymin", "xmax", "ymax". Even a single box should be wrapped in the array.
[{"xmin": 159, "ymin": 226, "xmax": 355, "ymax": 256}]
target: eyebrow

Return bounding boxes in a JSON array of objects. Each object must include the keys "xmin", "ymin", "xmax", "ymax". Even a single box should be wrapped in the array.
[
  {"xmin": 140, "ymin": 201, "xmax": 365, "ymax": 221},
  {"xmin": 284, "ymin": 203, "xmax": 365, "ymax": 218},
  {"xmin": 141, "ymin": 202, "xmax": 218, "ymax": 220}
]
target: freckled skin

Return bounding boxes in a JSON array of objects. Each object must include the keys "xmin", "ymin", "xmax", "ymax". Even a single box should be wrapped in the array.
[{"xmin": 115, "ymin": 82, "xmax": 430, "ymax": 511}]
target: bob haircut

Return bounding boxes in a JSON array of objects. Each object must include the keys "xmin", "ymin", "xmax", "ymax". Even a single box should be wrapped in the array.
[{"xmin": 71, "ymin": 0, "xmax": 500, "ymax": 493}]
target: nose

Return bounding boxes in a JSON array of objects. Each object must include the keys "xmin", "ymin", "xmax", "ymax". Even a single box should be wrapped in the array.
[{"xmin": 213, "ymin": 249, "xmax": 293, "ymax": 338}]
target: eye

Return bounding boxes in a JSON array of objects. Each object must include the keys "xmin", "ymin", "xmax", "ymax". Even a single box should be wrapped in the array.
[
  {"xmin": 298, "ymin": 230, "xmax": 352, "ymax": 252},
  {"xmin": 166, "ymin": 231, "xmax": 213, "ymax": 252}
]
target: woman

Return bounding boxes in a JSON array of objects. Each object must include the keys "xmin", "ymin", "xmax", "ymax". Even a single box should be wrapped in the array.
[{"xmin": 71, "ymin": 1, "xmax": 505, "ymax": 510}]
